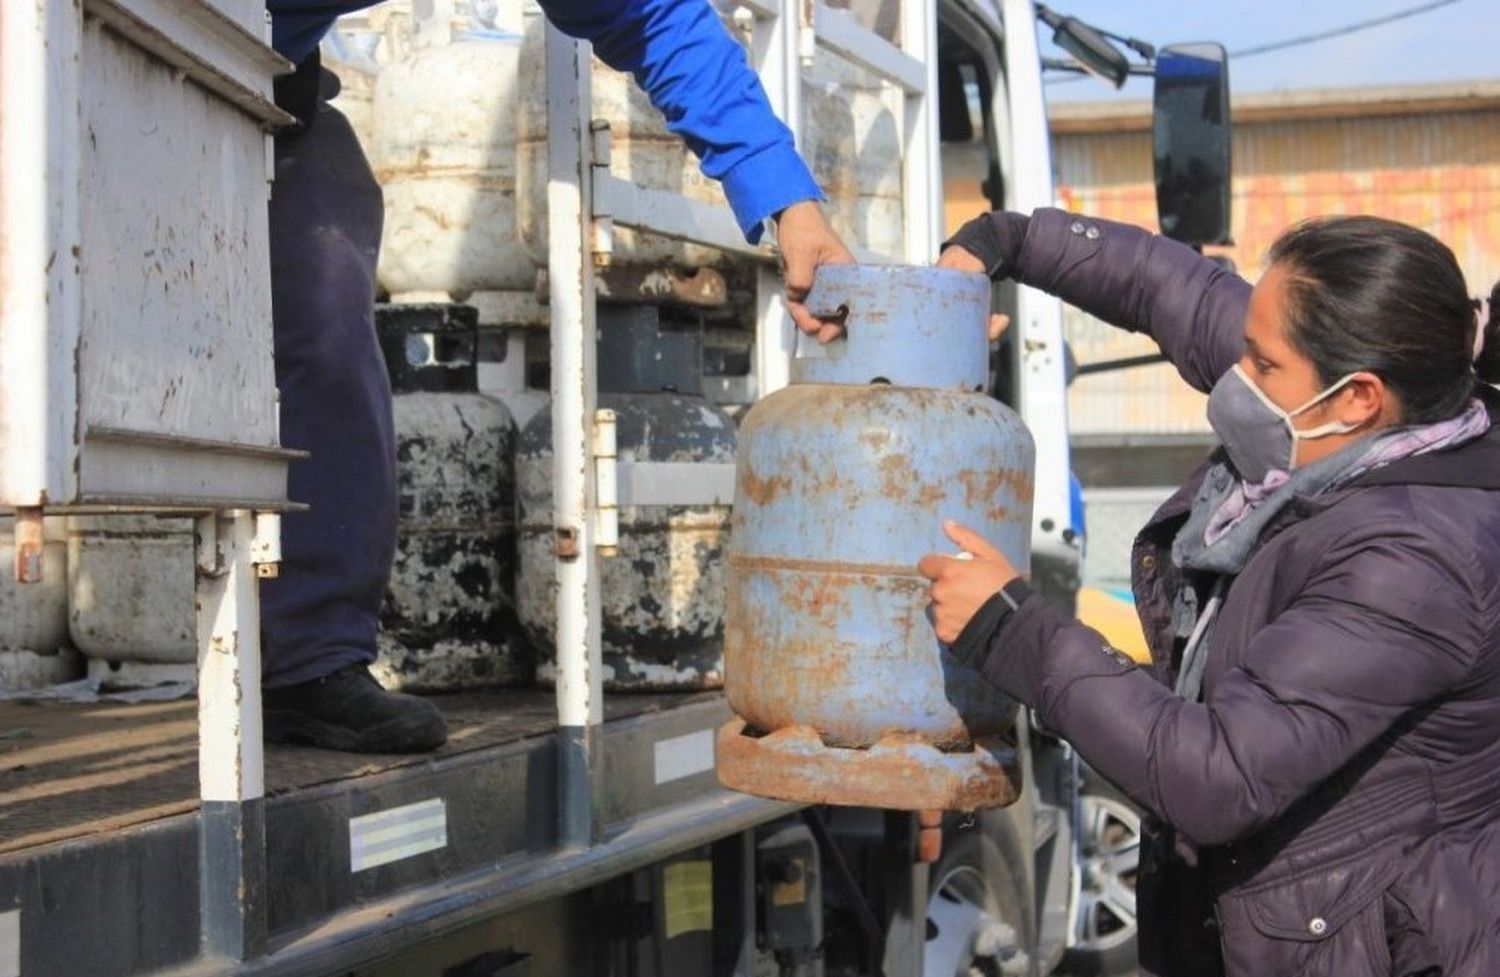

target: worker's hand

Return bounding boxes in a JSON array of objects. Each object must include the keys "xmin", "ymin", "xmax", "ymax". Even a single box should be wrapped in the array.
[
  {"xmin": 918, "ymin": 521, "xmax": 1021, "ymax": 644},
  {"xmin": 937, "ymin": 246, "xmax": 1012, "ymax": 342},
  {"xmin": 775, "ymin": 200, "xmax": 857, "ymax": 344}
]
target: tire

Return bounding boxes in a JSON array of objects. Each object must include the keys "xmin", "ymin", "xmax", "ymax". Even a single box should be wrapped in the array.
[
  {"xmin": 1059, "ymin": 767, "xmax": 1141, "ymax": 977},
  {"xmin": 923, "ymin": 814, "xmax": 1036, "ymax": 977}
]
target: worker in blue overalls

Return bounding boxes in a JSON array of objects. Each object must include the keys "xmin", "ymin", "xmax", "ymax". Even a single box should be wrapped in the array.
[{"xmin": 263, "ymin": 0, "xmax": 853, "ymax": 752}]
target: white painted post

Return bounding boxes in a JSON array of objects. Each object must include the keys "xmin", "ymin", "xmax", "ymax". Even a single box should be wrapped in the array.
[
  {"xmin": 545, "ymin": 23, "xmax": 605, "ymax": 849},
  {"xmin": 0, "ymin": 0, "xmax": 82, "ymax": 512},
  {"xmin": 195, "ymin": 509, "xmax": 267, "ymax": 959},
  {"xmin": 900, "ymin": 0, "xmax": 943, "ymax": 264},
  {"xmin": 749, "ymin": 0, "xmax": 800, "ymax": 400},
  {"xmin": 197, "ymin": 510, "xmax": 265, "ymax": 804}
]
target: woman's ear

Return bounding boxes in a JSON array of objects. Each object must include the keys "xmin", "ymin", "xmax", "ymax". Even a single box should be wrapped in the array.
[{"xmin": 1341, "ymin": 372, "xmax": 1391, "ymax": 427}]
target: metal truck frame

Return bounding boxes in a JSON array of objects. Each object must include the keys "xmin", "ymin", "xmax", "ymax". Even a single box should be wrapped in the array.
[{"xmin": 0, "ymin": 2, "xmax": 1129, "ymax": 975}]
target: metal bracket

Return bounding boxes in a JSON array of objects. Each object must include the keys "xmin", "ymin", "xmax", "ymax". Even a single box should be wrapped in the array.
[
  {"xmin": 194, "ymin": 513, "xmax": 227, "ymax": 579},
  {"xmin": 251, "ymin": 511, "xmax": 281, "ymax": 578},
  {"xmin": 615, "ymin": 462, "xmax": 737, "ymax": 508},
  {"xmin": 589, "ymin": 121, "xmax": 614, "ymax": 265},
  {"xmin": 593, "ymin": 409, "xmax": 619, "ymax": 555}
]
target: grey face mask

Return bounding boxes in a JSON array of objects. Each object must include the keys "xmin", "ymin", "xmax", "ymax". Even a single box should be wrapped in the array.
[{"xmin": 1206, "ymin": 365, "xmax": 1359, "ymax": 483}]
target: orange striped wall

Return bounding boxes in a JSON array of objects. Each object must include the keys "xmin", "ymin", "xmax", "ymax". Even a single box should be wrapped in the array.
[{"xmin": 1047, "ymin": 97, "xmax": 1500, "ymax": 435}]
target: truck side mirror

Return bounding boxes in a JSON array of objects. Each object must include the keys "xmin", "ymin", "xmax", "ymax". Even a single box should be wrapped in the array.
[{"xmin": 1152, "ymin": 43, "xmax": 1232, "ymax": 246}]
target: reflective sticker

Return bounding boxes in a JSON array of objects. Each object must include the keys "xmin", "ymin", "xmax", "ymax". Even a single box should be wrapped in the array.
[
  {"xmin": 0, "ymin": 909, "xmax": 18, "ymax": 977},
  {"xmin": 654, "ymin": 728, "xmax": 716, "ymax": 785},
  {"xmin": 349, "ymin": 798, "xmax": 447, "ymax": 873},
  {"xmin": 662, "ymin": 860, "xmax": 713, "ymax": 940}
]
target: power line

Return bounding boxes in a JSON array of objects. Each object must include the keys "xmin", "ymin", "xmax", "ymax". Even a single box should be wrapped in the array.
[
  {"xmin": 1044, "ymin": 0, "xmax": 1465, "ymax": 85},
  {"xmin": 1231, "ymin": 0, "xmax": 1464, "ymax": 59}
]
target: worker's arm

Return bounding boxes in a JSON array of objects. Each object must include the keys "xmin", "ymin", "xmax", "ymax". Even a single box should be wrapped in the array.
[
  {"xmin": 941, "ymin": 208, "xmax": 1248, "ymax": 394},
  {"xmin": 967, "ymin": 520, "xmax": 1485, "ymax": 847},
  {"xmin": 541, "ymin": 0, "xmax": 855, "ymax": 340},
  {"xmin": 270, "ymin": 0, "xmax": 851, "ymax": 333},
  {"xmin": 538, "ymin": 0, "xmax": 822, "ymax": 244},
  {"xmin": 271, "ymin": 0, "xmax": 820, "ymax": 242}
]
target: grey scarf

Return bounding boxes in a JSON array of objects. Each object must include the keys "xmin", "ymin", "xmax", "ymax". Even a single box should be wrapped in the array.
[
  {"xmin": 1168, "ymin": 398, "xmax": 1492, "ymax": 699},
  {"xmin": 1168, "ymin": 444, "xmax": 1367, "ymax": 698}
]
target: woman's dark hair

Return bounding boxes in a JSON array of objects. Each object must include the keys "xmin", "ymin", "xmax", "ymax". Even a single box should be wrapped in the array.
[{"xmin": 1267, "ymin": 215, "xmax": 1499, "ymax": 424}]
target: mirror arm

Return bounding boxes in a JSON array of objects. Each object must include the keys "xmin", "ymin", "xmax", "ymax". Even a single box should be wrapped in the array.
[
  {"xmin": 1098, "ymin": 31, "xmax": 1154, "ymax": 62},
  {"xmin": 1041, "ymin": 57, "xmax": 1090, "ymax": 74},
  {"xmin": 1043, "ymin": 58, "xmax": 1154, "ymax": 76}
]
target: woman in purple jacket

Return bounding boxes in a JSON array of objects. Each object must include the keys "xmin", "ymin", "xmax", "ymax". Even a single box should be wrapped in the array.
[{"xmin": 922, "ymin": 209, "xmax": 1500, "ymax": 977}]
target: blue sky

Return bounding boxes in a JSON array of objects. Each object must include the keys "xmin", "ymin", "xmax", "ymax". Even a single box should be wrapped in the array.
[{"xmin": 1042, "ymin": 0, "xmax": 1498, "ymax": 101}]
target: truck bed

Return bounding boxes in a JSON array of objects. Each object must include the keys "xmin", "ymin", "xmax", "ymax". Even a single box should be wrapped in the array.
[
  {"xmin": 0, "ymin": 688, "xmax": 709, "ymax": 853},
  {"xmin": 0, "ymin": 688, "xmax": 794, "ymax": 977}
]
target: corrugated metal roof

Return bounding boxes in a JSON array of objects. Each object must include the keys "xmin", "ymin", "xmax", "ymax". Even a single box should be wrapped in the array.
[{"xmin": 1048, "ymin": 78, "xmax": 1500, "ymax": 133}]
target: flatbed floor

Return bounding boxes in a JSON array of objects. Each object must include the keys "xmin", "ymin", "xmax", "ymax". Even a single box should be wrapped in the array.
[
  {"xmin": 0, "ymin": 688, "xmax": 716, "ymax": 855},
  {"xmin": 0, "ymin": 685, "xmax": 794, "ymax": 977}
]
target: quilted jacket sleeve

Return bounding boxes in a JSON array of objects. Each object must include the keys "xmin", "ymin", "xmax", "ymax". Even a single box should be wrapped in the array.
[
  {"xmin": 1007, "ymin": 207, "xmax": 1250, "ymax": 394},
  {"xmin": 979, "ymin": 518, "xmax": 1489, "ymax": 847}
]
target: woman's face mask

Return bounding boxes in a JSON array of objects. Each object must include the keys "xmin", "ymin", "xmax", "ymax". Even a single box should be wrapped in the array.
[{"xmin": 1206, "ymin": 365, "xmax": 1360, "ymax": 483}]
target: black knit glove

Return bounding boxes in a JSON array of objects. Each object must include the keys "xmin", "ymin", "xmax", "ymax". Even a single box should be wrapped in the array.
[
  {"xmin": 946, "ymin": 578, "xmax": 1034, "ymax": 671},
  {"xmin": 942, "ymin": 212, "xmax": 1030, "ymax": 280}
]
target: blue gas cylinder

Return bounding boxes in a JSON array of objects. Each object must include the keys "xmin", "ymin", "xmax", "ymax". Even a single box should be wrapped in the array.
[{"xmin": 717, "ymin": 265, "xmax": 1035, "ymax": 810}]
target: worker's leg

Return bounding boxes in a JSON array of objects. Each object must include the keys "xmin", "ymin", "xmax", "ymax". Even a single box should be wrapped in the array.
[{"xmin": 260, "ymin": 75, "xmax": 444, "ymax": 752}]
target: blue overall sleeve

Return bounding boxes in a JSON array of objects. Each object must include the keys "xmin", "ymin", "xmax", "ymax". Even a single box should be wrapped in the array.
[
  {"xmin": 537, "ymin": 0, "xmax": 821, "ymax": 242},
  {"xmin": 269, "ymin": 0, "xmax": 822, "ymax": 242}
]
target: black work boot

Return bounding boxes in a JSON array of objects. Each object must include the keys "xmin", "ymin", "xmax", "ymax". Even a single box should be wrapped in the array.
[{"xmin": 263, "ymin": 664, "xmax": 447, "ymax": 753}]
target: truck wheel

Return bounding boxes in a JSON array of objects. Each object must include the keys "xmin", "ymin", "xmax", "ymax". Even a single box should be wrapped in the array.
[
  {"xmin": 923, "ymin": 823, "xmax": 1033, "ymax": 977},
  {"xmin": 1059, "ymin": 770, "xmax": 1140, "ymax": 977}
]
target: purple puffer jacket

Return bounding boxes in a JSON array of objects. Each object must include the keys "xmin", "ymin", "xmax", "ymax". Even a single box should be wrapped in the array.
[{"xmin": 974, "ymin": 209, "xmax": 1500, "ymax": 977}]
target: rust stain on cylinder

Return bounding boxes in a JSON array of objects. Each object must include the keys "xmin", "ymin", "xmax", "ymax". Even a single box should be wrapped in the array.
[
  {"xmin": 14, "ymin": 507, "xmax": 44, "ymax": 584},
  {"xmin": 737, "ymin": 459, "xmax": 792, "ymax": 506},
  {"xmin": 727, "ymin": 553, "xmax": 919, "ymax": 577},
  {"xmin": 956, "ymin": 467, "xmax": 1035, "ymax": 507}
]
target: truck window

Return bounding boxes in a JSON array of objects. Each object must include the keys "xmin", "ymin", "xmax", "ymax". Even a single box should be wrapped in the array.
[
  {"xmin": 938, "ymin": 24, "xmax": 1017, "ymax": 406},
  {"xmin": 939, "ymin": 58, "xmax": 996, "ymax": 235}
]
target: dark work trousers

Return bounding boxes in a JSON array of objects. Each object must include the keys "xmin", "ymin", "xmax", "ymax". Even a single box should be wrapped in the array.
[{"xmin": 261, "ymin": 100, "xmax": 395, "ymax": 688}]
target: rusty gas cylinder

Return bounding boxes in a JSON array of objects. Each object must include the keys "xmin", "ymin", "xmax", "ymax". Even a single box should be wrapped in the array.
[
  {"xmin": 717, "ymin": 265, "xmax": 1034, "ymax": 811},
  {"xmin": 375, "ymin": 303, "xmax": 527, "ymax": 690},
  {"xmin": 518, "ymin": 306, "xmax": 736, "ymax": 690}
]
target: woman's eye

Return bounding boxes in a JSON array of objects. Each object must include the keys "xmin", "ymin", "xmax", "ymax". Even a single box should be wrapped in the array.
[{"xmin": 1255, "ymin": 358, "xmax": 1274, "ymax": 373}]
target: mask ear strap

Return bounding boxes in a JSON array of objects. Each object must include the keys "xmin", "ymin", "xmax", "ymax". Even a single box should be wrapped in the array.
[
  {"xmin": 1295, "ymin": 418, "xmax": 1361, "ymax": 440},
  {"xmin": 1289, "ymin": 372, "xmax": 1359, "ymax": 419},
  {"xmin": 1293, "ymin": 373, "xmax": 1368, "ymax": 442}
]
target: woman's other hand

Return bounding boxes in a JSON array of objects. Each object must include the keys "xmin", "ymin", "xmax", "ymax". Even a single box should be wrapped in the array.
[
  {"xmin": 937, "ymin": 244, "xmax": 985, "ymax": 274},
  {"xmin": 937, "ymin": 246, "xmax": 1012, "ymax": 341}
]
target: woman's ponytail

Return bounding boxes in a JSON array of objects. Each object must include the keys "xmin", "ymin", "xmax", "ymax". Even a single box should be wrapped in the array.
[{"xmin": 1475, "ymin": 281, "xmax": 1500, "ymax": 385}]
